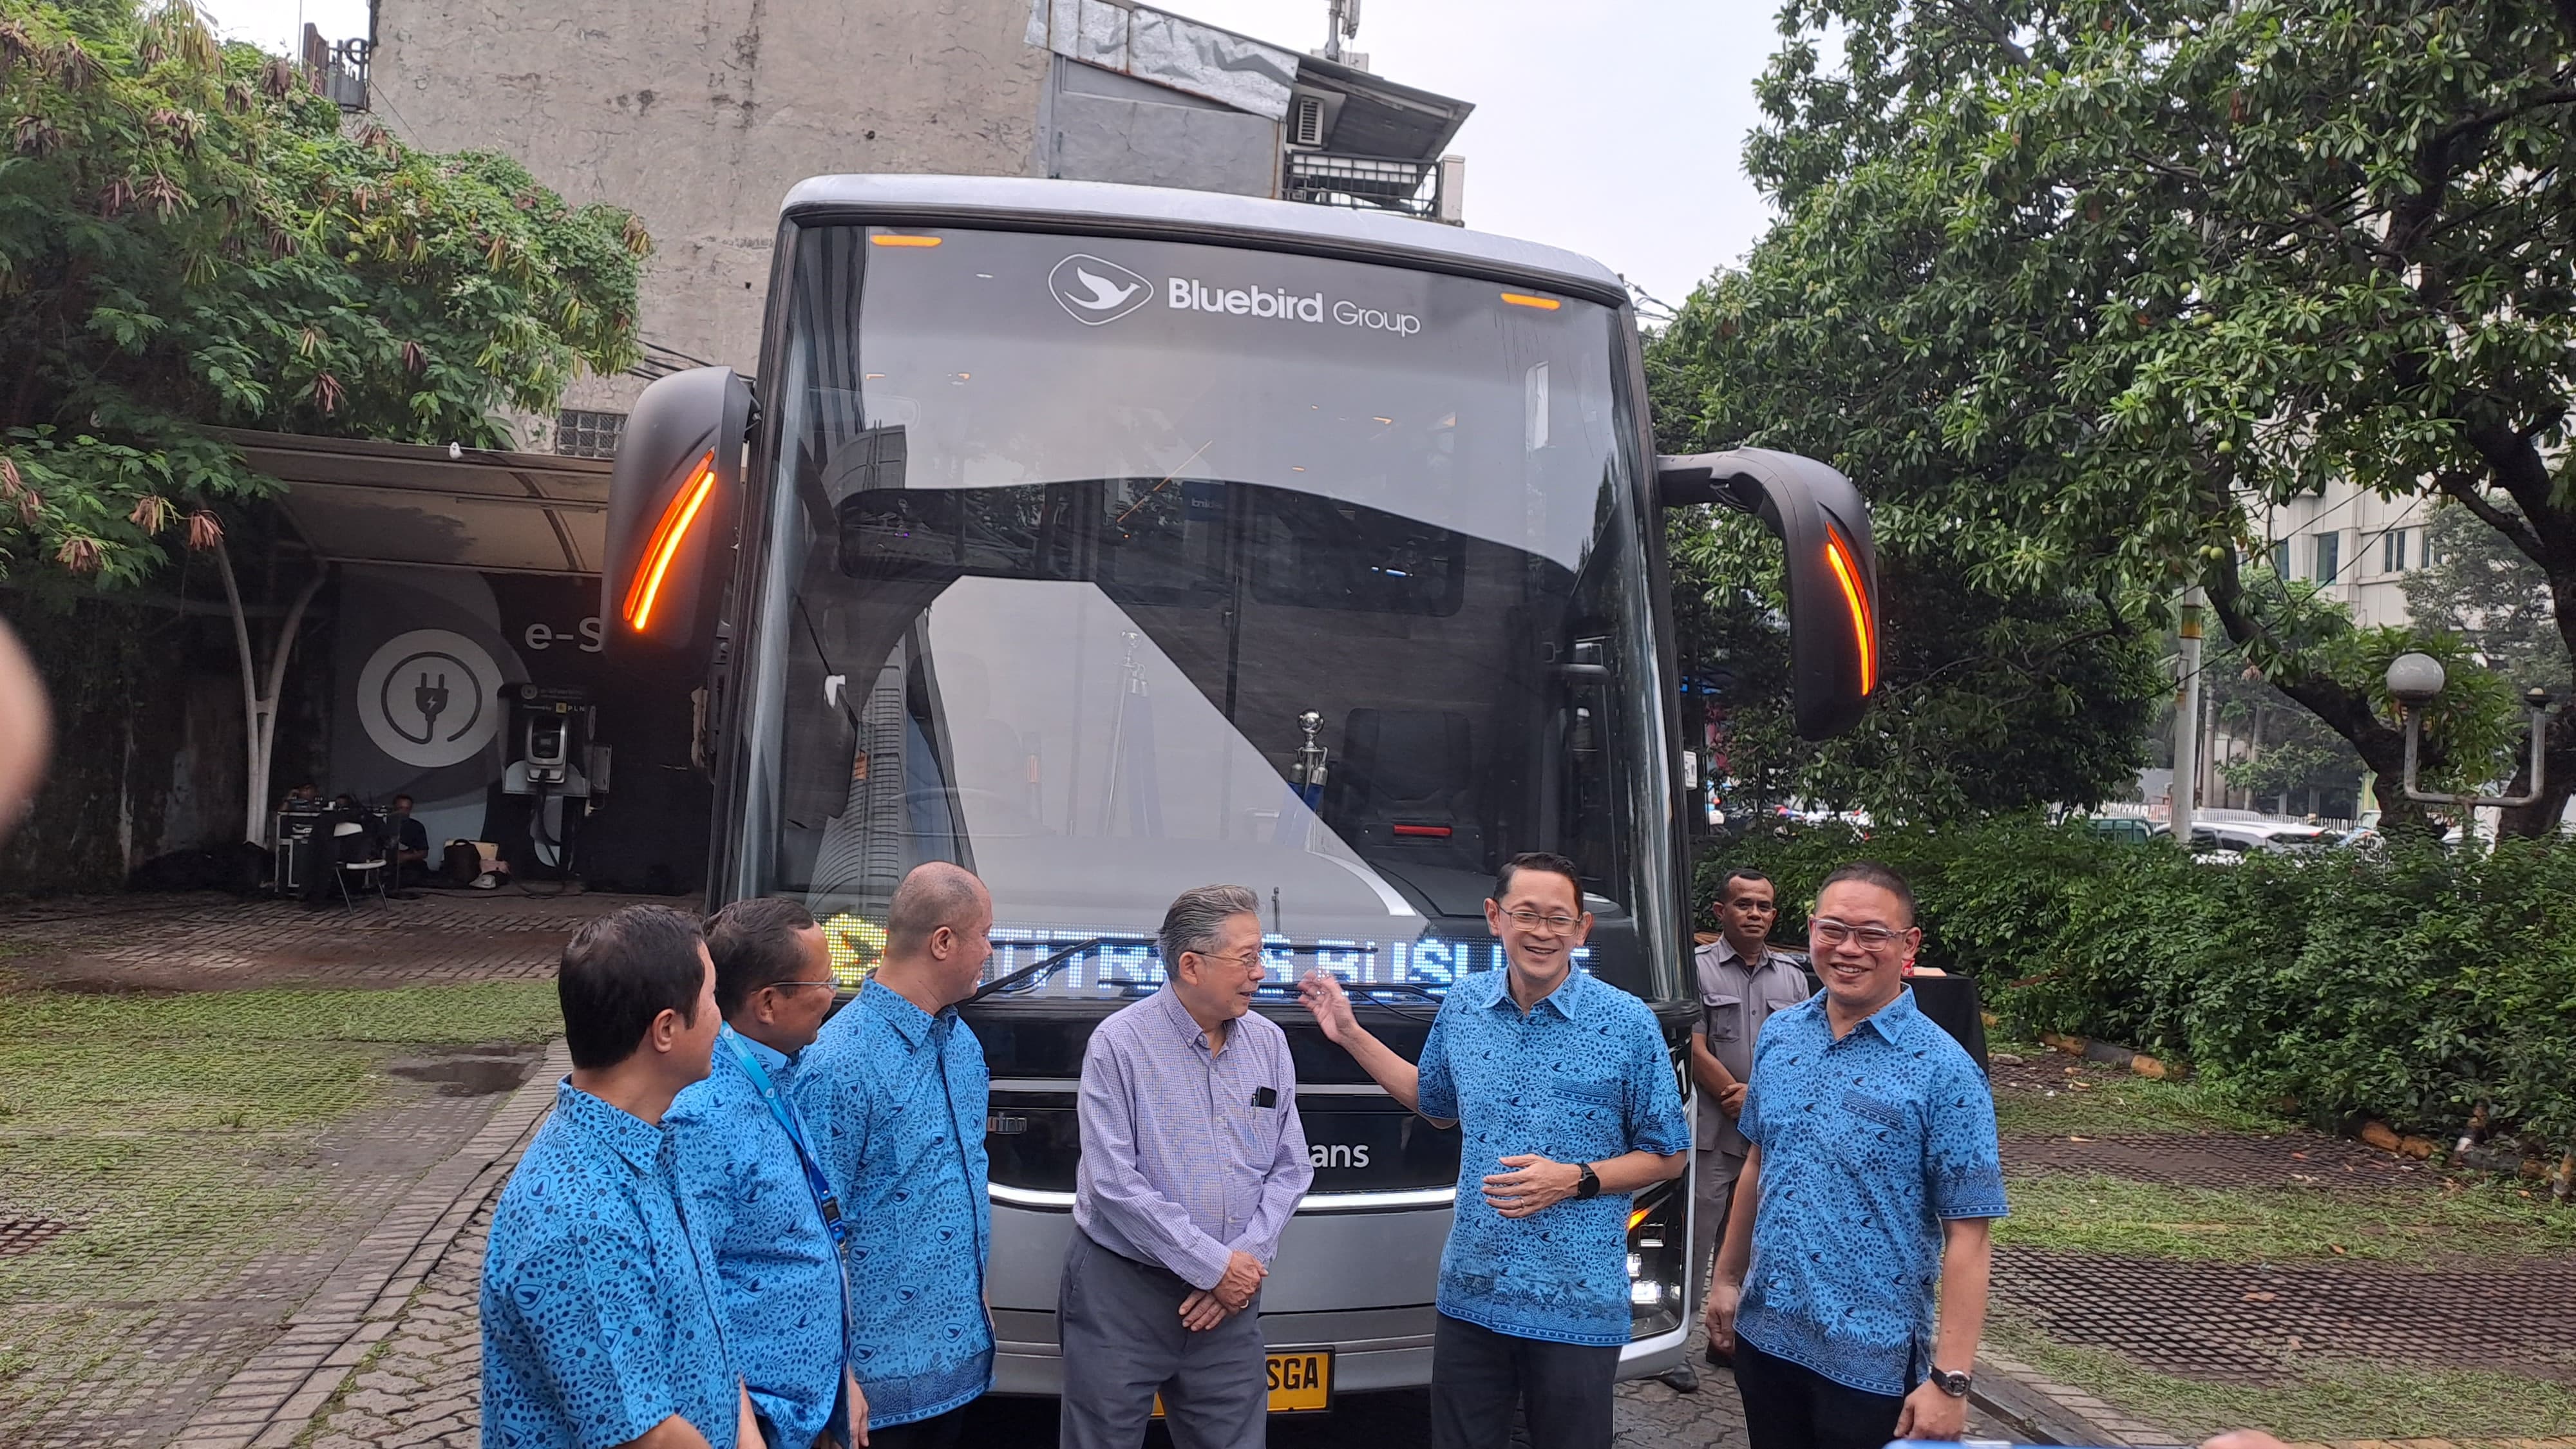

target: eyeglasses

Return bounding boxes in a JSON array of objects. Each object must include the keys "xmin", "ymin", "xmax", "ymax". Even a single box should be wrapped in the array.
[
  {"xmin": 763, "ymin": 978, "xmax": 838, "ymax": 994},
  {"xmin": 1810, "ymin": 918, "xmax": 1903, "ymax": 950},
  {"xmin": 1189, "ymin": 948, "xmax": 1269, "ymax": 974},
  {"xmin": 1499, "ymin": 907, "xmax": 1582, "ymax": 933}
]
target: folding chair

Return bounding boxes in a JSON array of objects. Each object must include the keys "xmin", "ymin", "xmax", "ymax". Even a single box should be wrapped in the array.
[{"xmin": 330, "ymin": 820, "xmax": 389, "ymax": 908}]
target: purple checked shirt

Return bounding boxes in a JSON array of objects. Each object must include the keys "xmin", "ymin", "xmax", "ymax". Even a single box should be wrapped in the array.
[{"xmin": 1074, "ymin": 987, "xmax": 1314, "ymax": 1289}]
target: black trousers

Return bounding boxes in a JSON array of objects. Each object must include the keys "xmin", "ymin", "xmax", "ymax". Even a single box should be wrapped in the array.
[
  {"xmin": 863, "ymin": 1405, "xmax": 968, "ymax": 1449},
  {"xmin": 1428, "ymin": 1312, "xmax": 1619, "ymax": 1449},
  {"xmin": 1734, "ymin": 1340, "xmax": 1906, "ymax": 1449}
]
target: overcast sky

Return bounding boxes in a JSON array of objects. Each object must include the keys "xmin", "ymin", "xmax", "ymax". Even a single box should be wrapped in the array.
[{"xmin": 195, "ymin": 0, "xmax": 1786, "ymax": 308}]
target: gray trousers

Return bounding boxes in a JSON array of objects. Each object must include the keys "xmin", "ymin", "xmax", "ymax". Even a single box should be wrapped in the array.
[
  {"xmin": 1691, "ymin": 1147, "xmax": 1749, "ymax": 1311},
  {"xmin": 1059, "ymin": 1229, "xmax": 1267, "ymax": 1449}
]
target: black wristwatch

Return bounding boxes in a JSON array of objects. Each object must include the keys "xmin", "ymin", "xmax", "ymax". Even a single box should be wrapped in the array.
[
  {"xmin": 1928, "ymin": 1367, "xmax": 1973, "ymax": 1398},
  {"xmin": 1573, "ymin": 1162, "xmax": 1602, "ymax": 1200}
]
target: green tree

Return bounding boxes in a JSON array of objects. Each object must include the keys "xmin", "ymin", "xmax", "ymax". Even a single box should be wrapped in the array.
[
  {"xmin": 1667, "ymin": 0, "xmax": 2576, "ymax": 834},
  {"xmin": 1, "ymin": 0, "xmax": 647, "ymax": 838},
  {"xmin": 1660, "ymin": 489, "xmax": 2165, "ymax": 824},
  {"xmin": 2406, "ymin": 500, "xmax": 2575, "ymax": 700},
  {"xmin": 0, "ymin": 0, "xmax": 646, "ymax": 590}
]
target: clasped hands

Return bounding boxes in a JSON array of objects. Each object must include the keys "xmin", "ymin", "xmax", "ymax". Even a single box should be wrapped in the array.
[
  {"xmin": 1178, "ymin": 1250, "xmax": 1266, "ymax": 1331},
  {"xmin": 1482, "ymin": 1153, "xmax": 1582, "ymax": 1218}
]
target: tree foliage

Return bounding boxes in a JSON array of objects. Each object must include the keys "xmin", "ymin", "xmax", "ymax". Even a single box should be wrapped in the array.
[
  {"xmin": 2406, "ymin": 499, "xmax": 2576, "ymax": 699},
  {"xmin": 0, "ymin": 0, "xmax": 647, "ymax": 589},
  {"xmin": 1667, "ymin": 0, "xmax": 2576, "ymax": 833},
  {"xmin": 1661, "ymin": 495, "xmax": 2164, "ymax": 824}
]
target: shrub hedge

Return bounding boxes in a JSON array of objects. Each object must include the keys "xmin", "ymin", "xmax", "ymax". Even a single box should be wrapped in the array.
[{"xmin": 1699, "ymin": 820, "xmax": 2576, "ymax": 1149}]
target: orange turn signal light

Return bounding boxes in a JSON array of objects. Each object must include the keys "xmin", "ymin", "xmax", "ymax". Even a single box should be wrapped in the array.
[
  {"xmin": 1501, "ymin": 292, "xmax": 1562, "ymax": 310},
  {"xmin": 1627, "ymin": 1206, "xmax": 1652, "ymax": 1233},
  {"xmin": 871, "ymin": 234, "xmax": 943, "ymax": 247},
  {"xmin": 1822, "ymin": 524, "xmax": 1876, "ymax": 696},
  {"xmin": 622, "ymin": 450, "xmax": 719, "ymax": 631}
]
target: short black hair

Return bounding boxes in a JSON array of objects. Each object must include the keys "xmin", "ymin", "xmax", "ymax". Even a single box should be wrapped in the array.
[
  {"xmin": 1818, "ymin": 860, "xmax": 1917, "ymax": 926},
  {"xmin": 706, "ymin": 896, "xmax": 820, "ymax": 1017},
  {"xmin": 1493, "ymin": 851, "xmax": 1583, "ymax": 905},
  {"xmin": 391, "ymin": 793, "xmax": 413, "ymax": 808},
  {"xmin": 558, "ymin": 905, "xmax": 707, "ymax": 1070},
  {"xmin": 1716, "ymin": 866, "xmax": 1774, "ymax": 896}
]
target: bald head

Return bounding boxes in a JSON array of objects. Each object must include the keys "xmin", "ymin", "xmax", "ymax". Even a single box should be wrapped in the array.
[
  {"xmin": 876, "ymin": 862, "xmax": 994, "ymax": 1012},
  {"xmin": 886, "ymin": 862, "xmax": 988, "ymax": 958}
]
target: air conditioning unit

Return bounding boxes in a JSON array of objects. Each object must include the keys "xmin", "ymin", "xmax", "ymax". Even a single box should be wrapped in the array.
[{"xmin": 1293, "ymin": 95, "xmax": 1327, "ymax": 148}]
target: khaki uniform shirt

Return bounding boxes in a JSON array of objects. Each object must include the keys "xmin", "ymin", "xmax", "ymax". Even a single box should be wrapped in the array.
[{"xmin": 1694, "ymin": 938, "xmax": 1812, "ymax": 1158}]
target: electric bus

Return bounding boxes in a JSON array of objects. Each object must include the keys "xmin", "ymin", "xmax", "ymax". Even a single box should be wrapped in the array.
[{"xmin": 603, "ymin": 174, "xmax": 1879, "ymax": 1408}]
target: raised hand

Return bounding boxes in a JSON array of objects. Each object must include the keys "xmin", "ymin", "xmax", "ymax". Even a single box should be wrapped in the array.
[{"xmin": 1296, "ymin": 970, "xmax": 1360, "ymax": 1045}]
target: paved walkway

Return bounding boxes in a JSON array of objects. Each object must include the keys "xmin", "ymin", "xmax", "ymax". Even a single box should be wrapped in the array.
[{"xmin": 0, "ymin": 889, "xmax": 643, "ymax": 990}]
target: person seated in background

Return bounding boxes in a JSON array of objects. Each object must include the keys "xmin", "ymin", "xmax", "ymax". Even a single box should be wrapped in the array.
[
  {"xmin": 282, "ymin": 782, "xmax": 321, "ymax": 810},
  {"xmin": 386, "ymin": 795, "xmax": 431, "ymax": 888}
]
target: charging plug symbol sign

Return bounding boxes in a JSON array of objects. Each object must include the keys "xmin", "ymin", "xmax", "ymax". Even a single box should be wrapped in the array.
[
  {"xmin": 357, "ymin": 630, "xmax": 504, "ymax": 768},
  {"xmin": 394, "ymin": 664, "xmax": 463, "ymax": 746}
]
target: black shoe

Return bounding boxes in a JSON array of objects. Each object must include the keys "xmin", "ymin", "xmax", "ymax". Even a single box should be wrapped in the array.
[
  {"xmin": 1703, "ymin": 1341, "xmax": 1732, "ymax": 1370},
  {"xmin": 1658, "ymin": 1363, "xmax": 1700, "ymax": 1394}
]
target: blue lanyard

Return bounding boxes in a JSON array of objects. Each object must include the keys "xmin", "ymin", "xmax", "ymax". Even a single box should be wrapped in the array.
[{"xmin": 721, "ymin": 1030, "xmax": 849, "ymax": 1255}]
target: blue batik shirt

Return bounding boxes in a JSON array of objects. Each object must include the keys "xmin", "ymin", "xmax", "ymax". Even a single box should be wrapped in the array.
[
  {"xmin": 1736, "ymin": 988, "xmax": 2009, "ymax": 1397},
  {"xmin": 1415, "ymin": 967, "xmax": 1691, "ymax": 1347},
  {"xmin": 667, "ymin": 1026, "xmax": 849, "ymax": 1449},
  {"xmin": 792, "ymin": 979, "xmax": 993, "ymax": 1427},
  {"xmin": 480, "ymin": 1081, "xmax": 739, "ymax": 1449}
]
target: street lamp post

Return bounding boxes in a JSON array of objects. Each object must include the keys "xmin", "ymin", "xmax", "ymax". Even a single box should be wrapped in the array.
[{"xmin": 2383, "ymin": 652, "xmax": 2555, "ymax": 808}]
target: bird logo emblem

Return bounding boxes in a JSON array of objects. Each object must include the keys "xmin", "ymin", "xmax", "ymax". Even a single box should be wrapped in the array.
[{"xmin": 1048, "ymin": 254, "xmax": 1154, "ymax": 325}]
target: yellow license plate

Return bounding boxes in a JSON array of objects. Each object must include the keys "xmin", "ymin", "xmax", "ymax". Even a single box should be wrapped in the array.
[{"xmin": 1150, "ymin": 1349, "xmax": 1333, "ymax": 1416}]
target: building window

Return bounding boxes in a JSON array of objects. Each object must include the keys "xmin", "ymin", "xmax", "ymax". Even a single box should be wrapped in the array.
[
  {"xmin": 2313, "ymin": 531, "xmax": 2340, "ymax": 583},
  {"xmin": 554, "ymin": 409, "xmax": 626, "ymax": 459},
  {"xmin": 2382, "ymin": 527, "xmax": 2409, "ymax": 573},
  {"xmin": 2271, "ymin": 540, "xmax": 2291, "ymax": 577}
]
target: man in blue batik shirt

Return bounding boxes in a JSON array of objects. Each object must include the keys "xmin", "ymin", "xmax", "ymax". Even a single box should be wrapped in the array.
[
  {"xmin": 1301, "ymin": 852, "xmax": 1690, "ymax": 1449},
  {"xmin": 482, "ymin": 905, "xmax": 760, "ymax": 1449},
  {"xmin": 668, "ymin": 898, "xmax": 866, "ymax": 1448},
  {"xmin": 793, "ymin": 864, "xmax": 996, "ymax": 1449},
  {"xmin": 1706, "ymin": 861, "xmax": 2008, "ymax": 1449}
]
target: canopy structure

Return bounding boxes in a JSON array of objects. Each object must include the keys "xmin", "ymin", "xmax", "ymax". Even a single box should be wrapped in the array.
[{"xmin": 211, "ymin": 428, "xmax": 614, "ymax": 577}]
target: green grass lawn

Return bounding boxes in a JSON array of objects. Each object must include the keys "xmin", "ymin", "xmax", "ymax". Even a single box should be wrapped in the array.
[
  {"xmin": 1991, "ymin": 1045, "xmax": 2278, "ymax": 1138},
  {"xmin": 0, "ymin": 981, "xmax": 560, "ymax": 1428},
  {"xmin": 1996, "ymin": 1171, "xmax": 2576, "ymax": 1262}
]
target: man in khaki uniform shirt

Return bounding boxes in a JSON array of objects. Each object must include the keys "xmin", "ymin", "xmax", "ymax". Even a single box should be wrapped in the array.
[{"xmin": 1689, "ymin": 867, "xmax": 1810, "ymax": 1363}]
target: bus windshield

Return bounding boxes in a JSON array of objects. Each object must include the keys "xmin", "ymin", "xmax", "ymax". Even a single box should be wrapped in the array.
[{"xmin": 730, "ymin": 223, "xmax": 1680, "ymax": 1001}]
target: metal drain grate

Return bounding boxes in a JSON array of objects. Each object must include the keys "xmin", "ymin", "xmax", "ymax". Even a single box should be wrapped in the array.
[
  {"xmin": 2003, "ymin": 1132, "xmax": 2434, "ymax": 1191},
  {"xmin": 0, "ymin": 1217, "xmax": 75, "ymax": 1256},
  {"xmin": 1998, "ymin": 1249, "xmax": 2576, "ymax": 1383}
]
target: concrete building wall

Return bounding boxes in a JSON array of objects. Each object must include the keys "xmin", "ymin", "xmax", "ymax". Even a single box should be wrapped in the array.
[
  {"xmin": 1046, "ymin": 59, "xmax": 1280, "ymax": 196},
  {"xmin": 370, "ymin": 0, "xmax": 1055, "ymax": 417},
  {"xmin": 2249, "ymin": 480, "xmax": 2434, "ymax": 631}
]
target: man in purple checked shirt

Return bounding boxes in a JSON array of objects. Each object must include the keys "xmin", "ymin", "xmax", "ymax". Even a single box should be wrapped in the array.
[{"xmin": 1060, "ymin": 884, "xmax": 1315, "ymax": 1449}]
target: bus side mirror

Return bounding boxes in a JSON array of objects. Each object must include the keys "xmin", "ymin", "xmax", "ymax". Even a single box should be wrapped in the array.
[
  {"xmin": 1657, "ymin": 448, "xmax": 1879, "ymax": 740},
  {"xmin": 604, "ymin": 366, "xmax": 753, "ymax": 656}
]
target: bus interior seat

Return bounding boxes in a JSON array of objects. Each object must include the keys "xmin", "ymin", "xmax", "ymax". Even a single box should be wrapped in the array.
[{"xmin": 1331, "ymin": 708, "xmax": 1486, "ymax": 871}]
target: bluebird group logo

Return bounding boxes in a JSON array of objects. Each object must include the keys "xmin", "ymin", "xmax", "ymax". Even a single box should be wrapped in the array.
[{"xmin": 1048, "ymin": 254, "xmax": 1153, "ymax": 326}]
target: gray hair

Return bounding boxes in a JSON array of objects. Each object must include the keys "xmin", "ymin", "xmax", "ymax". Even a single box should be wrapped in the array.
[{"xmin": 1159, "ymin": 884, "xmax": 1260, "ymax": 969}]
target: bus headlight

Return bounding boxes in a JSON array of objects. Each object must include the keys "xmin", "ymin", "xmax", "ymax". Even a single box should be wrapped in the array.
[{"xmin": 1625, "ymin": 1179, "xmax": 1685, "ymax": 1338}]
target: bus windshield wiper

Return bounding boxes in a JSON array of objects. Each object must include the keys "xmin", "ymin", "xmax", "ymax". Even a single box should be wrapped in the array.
[{"xmin": 971, "ymin": 935, "xmax": 1116, "ymax": 1001}]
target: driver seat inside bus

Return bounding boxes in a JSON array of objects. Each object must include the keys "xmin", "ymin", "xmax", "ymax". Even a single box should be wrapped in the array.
[{"xmin": 1329, "ymin": 708, "xmax": 1486, "ymax": 871}]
